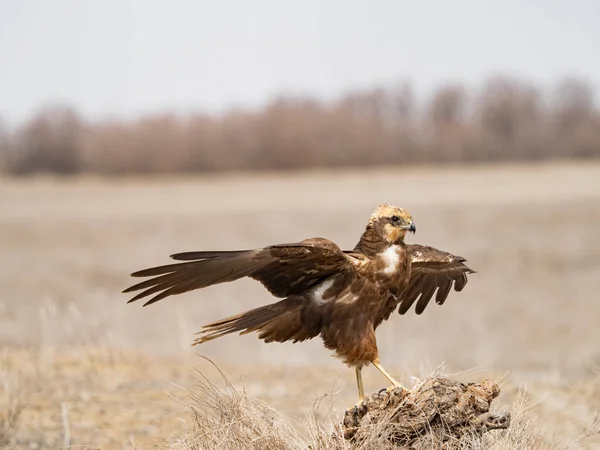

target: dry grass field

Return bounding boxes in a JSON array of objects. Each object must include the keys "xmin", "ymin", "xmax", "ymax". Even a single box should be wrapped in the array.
[{"xmin": 1, "ymin": 161, "xmax": 600, "ymax": 449}]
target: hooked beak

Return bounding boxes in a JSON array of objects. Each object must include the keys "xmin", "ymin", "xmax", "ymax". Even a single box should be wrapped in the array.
[{"xmin": 401, "ymin": 222, "xmax": 416, "ymax": 234}]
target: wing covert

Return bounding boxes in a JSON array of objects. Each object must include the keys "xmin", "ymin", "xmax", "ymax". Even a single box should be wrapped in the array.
[{"xmin": 251, "ymin": 238, "xmax": 355, "ymax": 297}]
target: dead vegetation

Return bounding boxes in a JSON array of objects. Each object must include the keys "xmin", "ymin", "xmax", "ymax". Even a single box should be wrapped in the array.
[
  {"xmin": 168, "ymin": 360, "xmax": 306, "ymax": 450},
  {"xmin": 0, "ymin": 348, "xmax": 597, "ymax": 449},
  {"xmin": 168, "ymin": 362, "xmax": 598, "ymax": 450},
  {"xmin": 1, "ymin": 77, "xmax": 599, "ymax": 175},
  {"xmin": 0, "ymin": 361, "xmax": 25, "ymax": 449},
  {"xmin": 339, "ymin": 378, "xmax": 509, "ymax": 449}
]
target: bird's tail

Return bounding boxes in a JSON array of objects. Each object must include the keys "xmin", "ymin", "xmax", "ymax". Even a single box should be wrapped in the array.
[
  {"xmin": 193, "ymin": 303, "xmax": 284, "ymax": 345},
  {"xmin": 193, "ymin": 297, "xmax": 314, "ymax": 345}
]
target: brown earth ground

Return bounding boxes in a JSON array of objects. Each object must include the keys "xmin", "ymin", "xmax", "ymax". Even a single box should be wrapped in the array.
[{"xmin": 1, "ymin": 161, "xmax": 600, "ymax": 448}]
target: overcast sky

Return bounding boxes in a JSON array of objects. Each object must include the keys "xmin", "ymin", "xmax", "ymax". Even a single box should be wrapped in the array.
[{"xmin": 0, "ymin": 0, "xmax": 598, "ymax": 126}]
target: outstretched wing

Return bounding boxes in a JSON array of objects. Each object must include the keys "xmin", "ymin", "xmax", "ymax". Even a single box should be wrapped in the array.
[
  {"xmin": 397, "ymin": 244, "xmax": 475, "ymax": 315},
  {"xmin": 123, "ymin": 238, "xmax": 355, "ymax": 306}
]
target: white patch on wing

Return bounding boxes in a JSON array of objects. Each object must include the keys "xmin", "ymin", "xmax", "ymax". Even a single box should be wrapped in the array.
[
  {"xmin": 310, "ymin": 278, "xmax": 334, "ymax": 304},
  {"xmin": 381, "ymin": 245, "xmax": 401, "ymax": 274}
]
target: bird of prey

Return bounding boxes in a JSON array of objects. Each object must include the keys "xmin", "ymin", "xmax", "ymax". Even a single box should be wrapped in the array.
[{"xmin": 124, "ymin": 204, "xmax": 474, "ymax": 403}]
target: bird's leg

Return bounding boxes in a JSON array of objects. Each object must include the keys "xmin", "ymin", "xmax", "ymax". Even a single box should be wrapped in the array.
[
  {"xmin": 346, "ymin": 367, "xmax": 366, "ymax": 414},
  {"xmin": 356, "ymin": 367, "xmax": 365, "ymax": 404},
  {"xmin": 372, "ymin": 358, "xmax": 405, "ymax": 390}
]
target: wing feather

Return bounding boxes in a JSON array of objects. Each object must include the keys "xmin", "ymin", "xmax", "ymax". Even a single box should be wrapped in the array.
[
  {"xmin": 170, "ymin": 250, "xmax": 248, "ymax": 261},
  {"xmin": 398, "ymin": 244, "xmax": 475, "ymax": 315},
  {"xmin": 454, "ymin": 272, "xmax": 468, "ymax": 292},
  {"xmin": 434, "ymin": 276, "xmax": 453, "ymax": 305},
  {"xmin": 397, "ymin": 272, "xmax": 425, "ymax": 315},
  {"xmin": 124, "ymin": 238, "xmax": 355, "ymax": 306},
  {"xmin": 415, "ymin": 281, "xmax": 437, "ymax": 315}
]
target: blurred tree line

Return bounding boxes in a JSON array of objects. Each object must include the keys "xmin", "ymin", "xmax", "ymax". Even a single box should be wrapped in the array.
[{"xmin": 1, "ymin": 76, "xmax": 598, "ymax": 175}]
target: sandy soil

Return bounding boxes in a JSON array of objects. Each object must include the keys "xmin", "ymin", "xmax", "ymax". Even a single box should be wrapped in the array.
[{"xmin": 1, "ymin": 161, "xmax": 599, "ymax": 448}]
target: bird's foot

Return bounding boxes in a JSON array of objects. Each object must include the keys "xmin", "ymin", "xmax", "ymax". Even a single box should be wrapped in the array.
[
  {"xmin": 346, "ymin": 398, "xmax": 367, "ymax": 416},
  {"xmin": 343, "ymin": 398, "xmax": 369, "ymax": 434},
  {"xmin": 378, "ymin": 384, "xmax": 407, "ymax": 396}
]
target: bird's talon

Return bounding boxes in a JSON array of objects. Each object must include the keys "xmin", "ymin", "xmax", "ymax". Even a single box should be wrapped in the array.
[
  {"xmin": 346, "ymin": 401, "xmax": 366, "ymax": 416},
  {"xmin": 384, "ymin": 385, "xmax": 407, "ymax": 395}
]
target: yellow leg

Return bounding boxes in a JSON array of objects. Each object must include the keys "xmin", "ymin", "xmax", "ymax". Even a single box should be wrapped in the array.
[
  {"xmin": 372, "ymin": 358, "xmax": 405, "ymax": 389},
  {"xmin": 346, "ymin": 367, "xmax": 366, "ymax": 412},
  {"xmin": 356, "ymin": 367, "xmax": 365, "ymax": 403}
]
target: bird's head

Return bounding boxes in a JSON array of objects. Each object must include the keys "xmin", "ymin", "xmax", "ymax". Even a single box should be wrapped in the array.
[{"xmin": 367, "ymin": 204, "xmax": 416, "ymax": 244}]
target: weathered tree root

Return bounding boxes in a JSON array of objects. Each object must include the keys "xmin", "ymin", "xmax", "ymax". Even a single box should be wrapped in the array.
[{"xmin": 338, "ymin": 377, "xmax": 510, "ymax": 449}]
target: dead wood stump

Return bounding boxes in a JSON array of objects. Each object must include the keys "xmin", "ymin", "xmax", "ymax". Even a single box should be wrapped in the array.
[{"xmin": 338, "ymin": 377, "xmax": 510, "ymax": 449}]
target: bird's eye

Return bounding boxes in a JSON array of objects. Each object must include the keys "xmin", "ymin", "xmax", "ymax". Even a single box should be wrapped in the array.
[{"xmin": 390, "ymin": 216, "xmax": 400, "ymax": 223}]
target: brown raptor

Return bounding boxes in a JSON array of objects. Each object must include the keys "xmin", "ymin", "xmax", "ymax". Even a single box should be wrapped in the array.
[{"xmin": 124, "ymin": 204, "xmax": 475, "ymax": 402}]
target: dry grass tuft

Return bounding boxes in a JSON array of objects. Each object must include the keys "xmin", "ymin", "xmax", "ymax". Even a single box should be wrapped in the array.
[
  {"xmin": 478, "ymin": 389, "xmax": 551, "ymax": 450},
  {"xmin": 480, "ymin": 392, "xmax": 600, "ymax": 450},
  {"xmin": 0, "ymin": 359, "xmax": 25, "ymax": 448},
  {"xmin": 168, "ymin": 358, "xmax": 307, "ymax": 450},
  {"xmin": 168, "ymin": 363, "xmax": 600, "ymax": 450}
]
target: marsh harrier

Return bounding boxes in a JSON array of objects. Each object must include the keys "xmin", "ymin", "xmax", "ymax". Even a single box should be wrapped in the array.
[{"xmin": 125, "ymin": 204, "xmax": 475, "ymax": 403}]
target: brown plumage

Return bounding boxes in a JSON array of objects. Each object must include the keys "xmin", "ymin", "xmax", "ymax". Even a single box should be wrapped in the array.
[{"xmin": 124, "ymin": 204, "xmax": 475, "ymax": 402}]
